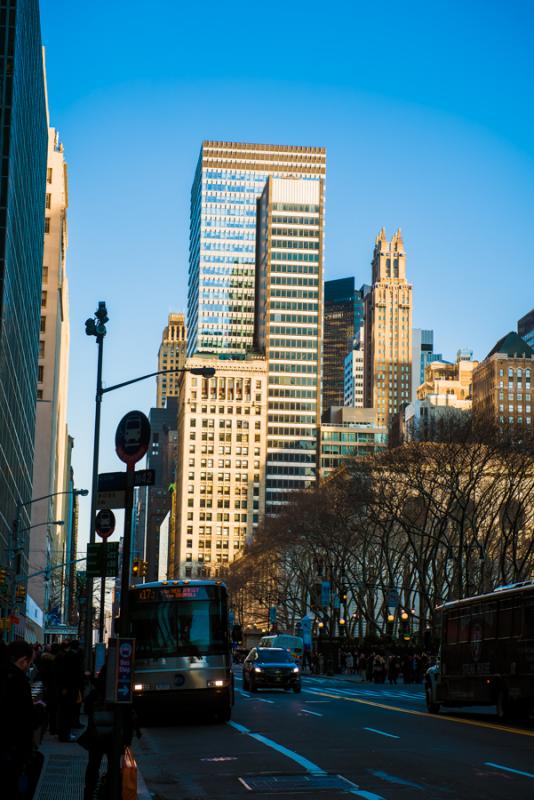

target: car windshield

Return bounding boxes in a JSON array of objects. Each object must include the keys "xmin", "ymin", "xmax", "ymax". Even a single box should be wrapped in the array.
[{"xmin": 257, "ymin": 649, "xmax": 293, "ymax": 663}]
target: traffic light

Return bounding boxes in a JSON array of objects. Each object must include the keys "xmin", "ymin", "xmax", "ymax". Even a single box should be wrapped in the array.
[
  {"xmin": 140, "ymin": 560, "xmax": 149, "ymax": 577},
  {"xmin": 340, "ymin": 586, "xmax": 348, "ymax": 602},
  {"xmin": 400, "ymin": 610, "xmax": 411, "ymax": 641},
  {"xmin": 132, "ymin": 560, "xmax": 140, "ymax": 578}
]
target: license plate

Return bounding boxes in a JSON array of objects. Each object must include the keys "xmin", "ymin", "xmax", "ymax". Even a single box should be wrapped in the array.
[{"xmin": 156, "ymin": 683, "xmax": 170, "ymax": 690}]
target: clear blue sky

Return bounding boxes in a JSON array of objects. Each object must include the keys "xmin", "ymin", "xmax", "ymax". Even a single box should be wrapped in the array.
[{"xmin": 40, "ymin": 0, "xmax": 534, "ymax": 545}]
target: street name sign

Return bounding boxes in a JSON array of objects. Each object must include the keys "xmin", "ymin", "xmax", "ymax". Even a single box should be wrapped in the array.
[{"xmin": 86, "ymin": 542, "xmax": 119, "ymax": 578}]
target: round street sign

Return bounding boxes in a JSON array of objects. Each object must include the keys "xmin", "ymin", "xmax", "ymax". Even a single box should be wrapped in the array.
[
  {"xmin": 95, "ymin": 508, "xmax": 116, "ymax": 540},
  {"xmin": 115, "ymin": 410, "xmax": 151, "ymax": 466}
]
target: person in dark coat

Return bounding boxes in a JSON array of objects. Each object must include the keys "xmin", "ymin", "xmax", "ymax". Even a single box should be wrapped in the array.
[
  {"xmin": 55, "ymin": 640, "xmax": 82, "ymax": 741},
  {"xmin": 0, "ymin": 640, "xmax": 45, "ymax": 798}
]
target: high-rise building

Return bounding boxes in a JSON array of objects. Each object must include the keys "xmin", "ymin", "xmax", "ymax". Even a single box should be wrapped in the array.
[
  {"xmin": 255, "ymin": 176, "xmax": 324, "ymax": 512},
  {"xmin": 411, "ymin": 329, "xmax": 442, "ymax": 400},
  {"xmin": 323, "ymin": 278, "xmax": 365, "ymax": 410},
  {"xmin": 187, "ymin": 141, "xmax": 326, "ymax": 356},
  {"xmin": 28, "ymin": 126, "xmax": 71, "ymax": 637},
  {"xmin": 0, "ymin": 1, "xmax": 47, "ymax": 632},
  {"xmin": 157, "ymin": 312, "xmax": 186, "ymax": 408},
  {"xmin": 518, "ymin": 309, "xmax": 534, "ymax": 349},
  {"xmin": 472, "ymin": 331, "xmax": 533, "ymax": 430},
  {"xmin": 364, "ymin": 228, "xmax": 413, "ymax": 429},
  {"xmin": 172, "ymin": 355, "xmax": 267, "ymax": 577}
]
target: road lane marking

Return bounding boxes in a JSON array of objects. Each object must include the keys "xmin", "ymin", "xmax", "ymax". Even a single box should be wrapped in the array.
[
  {"xmin": 227, "ymin": 721, "xmax": 386, "ymax": 799},
  {"xmin": 256, "ymin": 698, "xmax": 274, "ymax": 704},
  {"xmin": 364, "ymin": 727, "xmax": 400, "ymax": 739},
  {"xmin": 370, "ymin": 770, "xmax": 424, "ymax": 790},
  {"xmin": 239, "ymin": 692, "xmax": 251, "ymax": 698},
  {"xmin": 484, "ymin": 762, "xmax": 534, "ymax": 779},
  {"xmin": 304, "ymin": 688, "xmax": 534, "ymax": 738},
  {"xmin": 300, "ymin": 708, "xmax": 323, "ymax": 717}
]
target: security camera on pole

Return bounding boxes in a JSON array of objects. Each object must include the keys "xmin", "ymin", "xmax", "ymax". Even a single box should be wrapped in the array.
[{"xmin": 107, "ymin": 410, "xmax": 150, "ymax": 799}]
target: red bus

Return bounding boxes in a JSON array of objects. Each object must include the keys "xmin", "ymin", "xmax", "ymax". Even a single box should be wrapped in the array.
[{"xmin": 425, "ymin": 580, "xmax": 534, "ymax": 720}]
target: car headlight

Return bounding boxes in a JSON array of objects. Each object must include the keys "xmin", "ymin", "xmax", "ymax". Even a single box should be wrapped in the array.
[
  {"xmin": 254, "ymin": 667, "xmax": 263, "ymax": 673},
  {"xmin": 293, "ymin": 667, "xmax": 300, "ymax": 673}
]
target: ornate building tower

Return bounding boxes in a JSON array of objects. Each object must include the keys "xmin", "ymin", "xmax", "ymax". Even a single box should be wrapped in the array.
[
  {"xmin": 364, "ymin": 228, "xmax": 412, "ymax": 428},
  {"xmin": 157, "ymin": 312, "xmax": 186, "ymax": 408}
]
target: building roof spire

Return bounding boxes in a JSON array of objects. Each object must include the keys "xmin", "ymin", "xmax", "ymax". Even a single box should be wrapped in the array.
[{"xmin": 375, "ymin": 227, "xmax": 386, "ymax": 246}]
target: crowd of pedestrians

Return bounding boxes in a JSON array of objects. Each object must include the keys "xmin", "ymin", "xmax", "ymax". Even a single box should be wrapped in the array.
[
  {"xmin": 0, "ymin": 637, "xmax": 107, "ymax": 799},
  {"xmin": 307, "ymin": 647, "xmax": 432, "ymax": 683}
]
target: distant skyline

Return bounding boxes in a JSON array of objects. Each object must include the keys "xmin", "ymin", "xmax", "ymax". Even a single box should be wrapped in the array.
[{"xmin": 40, "ymin": 0, "xmax": 534, "ymax": 545}]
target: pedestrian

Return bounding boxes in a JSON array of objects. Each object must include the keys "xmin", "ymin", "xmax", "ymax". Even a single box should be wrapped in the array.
[
  {"xmin": 78, "ymin": 665, "xmax": 140, "ymax": 800},
  {"xmin": 55, "ymin": 640, "xmax": 81, "ymax": 742},
  {"xmin": 0, "ymin": 640, "xmax": 46, "ymax": 798},
  {"xmin": 36, "ymin": 644, "xmax": 59, "ymax": 734},
  {"xmin": 344, "ymin": 651, "xmax": 354, "ymax": 674},
  {"xmin": 387, "ymin": 654, "xmax": 400, "ymax": 685}
]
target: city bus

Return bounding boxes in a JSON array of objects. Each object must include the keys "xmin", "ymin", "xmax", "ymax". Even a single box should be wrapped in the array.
[
  {"xmin": 258, "ymin": 634, "xmax": 304, "ymax": 661},
  {"xmin": 425, "ymin": 580, "xmax": 534, "ymax": 720},
  {"xmin": 128, "ymin": 580, "xmax": 234, "ymax": 721}
]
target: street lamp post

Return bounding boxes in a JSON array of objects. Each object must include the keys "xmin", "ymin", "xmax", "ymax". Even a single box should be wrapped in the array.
[{"xmin": 82, "ymin": 306, "xmax": 214, "ymax": 665}]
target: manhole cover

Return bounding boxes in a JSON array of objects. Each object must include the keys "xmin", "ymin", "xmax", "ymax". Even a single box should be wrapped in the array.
[{"xmin": 238, "ymin": 774, "xmax": 356, "ymax": 793}]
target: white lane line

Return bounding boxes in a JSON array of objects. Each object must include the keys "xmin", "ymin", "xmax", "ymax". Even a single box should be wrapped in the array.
[
  {"xmin": 256, "ymin": 698, "xmax": 274, "ymax": 704},
  {"xmin": 300, "ymin": 708, "xmax": 323, "ymax": 717},
  {"xmin": 227, "ymin": 721, "xmax": 385, "ymax": 799},
  {"xmin": 239, "ymin": 692, "xmax": 251, "ymax": 698},
  {"xmin": 364, "ymin": 727, "xmax": 400, "ymax": 740},
  {"xmin": 484, "ymin": 762, "xmax": 534, "ymax": 779},
  {"xmin": 228, "ymin": 720, "xmax": 326, "ymax": 774}
]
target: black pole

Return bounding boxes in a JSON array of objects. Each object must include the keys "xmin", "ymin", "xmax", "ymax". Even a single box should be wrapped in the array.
[
  {"xmin": 98, "ymin": 540, "xmax": 106, "ymax": 642},
  {"xmin": 83, "ymin": 330, "xmax": 104, "ymax": 670},
  {"xmin": 107, "ymin": 464, "xmax": 135, "ymax": 799}
]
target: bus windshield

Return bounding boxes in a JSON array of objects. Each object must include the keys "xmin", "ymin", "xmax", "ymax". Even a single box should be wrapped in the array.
[{"xmin": 130, "ymin": 599, "xmax": 227, "ymax": 658}]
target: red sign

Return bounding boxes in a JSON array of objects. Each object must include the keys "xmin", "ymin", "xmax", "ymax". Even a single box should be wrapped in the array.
[
  {"xmin": 115, "ymin": 411, "xmax": 151, "ymax": 467},
  {"xmin": 95, "ymin": 508, "xmax": 116, "ymax": 540}
]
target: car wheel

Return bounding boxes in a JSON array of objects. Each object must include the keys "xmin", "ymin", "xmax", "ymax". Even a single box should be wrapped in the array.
[{"xmin": 425, "ymin": 684, "xmax": 440, "ymax": 714}]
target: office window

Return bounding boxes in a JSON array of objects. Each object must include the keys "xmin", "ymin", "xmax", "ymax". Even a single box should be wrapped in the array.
[{"xmin": 44, "ymin": 218, "xmax": 50, "ymax": 233}]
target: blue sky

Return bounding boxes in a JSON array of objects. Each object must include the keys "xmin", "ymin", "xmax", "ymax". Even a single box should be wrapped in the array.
[{"xmin": 40, "ymin": 0, "xmax": 534, "ymax": 544}]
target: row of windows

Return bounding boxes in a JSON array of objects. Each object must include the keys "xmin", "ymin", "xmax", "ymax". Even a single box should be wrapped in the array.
[
  {"xmin": 269, "ymin": 215, "xmax": 319, "ymax": 226},
  {"xmin": 500, "ymin": 368, "xmax": 531, "ymax": 379},
  {"xmin": 271, "ymin": 252, "xmax": 319, "ymax": 263},
  {"xmin": 270, "ymin": 350, "xmax": 317, "ymax": 362},
  {"xmin": 269, "ymin": 375, "xmax": 318, "ymax": 386},
  {"xmin": 272, "ymin": 203, "xmax": 320, "ymax": 213},
  {"xmin": 271, "ymin": 239, "xmax": 319, "ymax": 251},
  {"xmin": 270, "ymin": 314, "xmax": 318, "ymax": 324},
  {"xmin": 269, "ymin": 363, "xmax": 317, "ymax": 374},
  {"xmin": 271, "ymin": 227, "xmax": 319, "ymax": 239},
  {"xmin": 267, "ymin": 451, "xmax": 315, "ymax": 463},
  {"xmin": 268, "ymin": 426, "xmax": 316, "ymax": 437},
  {"xmin": 270, "ymin": 288, "xmax": 318, "ymax": 299},
  {"xmin": 271, "ymin": 276, "xmax": 318, "ymax": 287},
  {"xmin": 271, "ymin": 264, "xmax": 319, "ymax": 274},
  {"xmin": 268, "ymin": 414, "xmax": 316, "ymax": 424}
]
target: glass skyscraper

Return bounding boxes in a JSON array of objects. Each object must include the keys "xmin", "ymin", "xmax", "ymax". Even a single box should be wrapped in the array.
[
  {"xmin": 323, "ymin": 277, "xmax": 367, "ymax": 411},
  {"xmin": 0, "ymin": 0, "xmax": 47, "ymax": 609},
  {"xmin": 187, "ymin": 141, "xmax": 326, "ymax": 356}
]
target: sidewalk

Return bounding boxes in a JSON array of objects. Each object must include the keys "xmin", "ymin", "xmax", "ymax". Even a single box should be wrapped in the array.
[{"xmin": 35, "ymin": 728, "xmax": 151, "ymax": 800}]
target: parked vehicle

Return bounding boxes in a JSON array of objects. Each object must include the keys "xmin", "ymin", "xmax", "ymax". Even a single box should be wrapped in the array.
[{"xmin": 243, "ymin": 647, "xmax": 301, "ymax": 693}]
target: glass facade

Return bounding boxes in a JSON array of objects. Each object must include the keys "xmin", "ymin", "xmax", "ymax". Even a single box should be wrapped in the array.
[
  {"xmin": 0, "ymin": 1, "xmax": 47, "ymax": 586},
  {"xmin": 187, "ymin": 141, "xmax": 326, "ymax": 356},
  {"xmin": 323, "ymin": 277, "xmax": 366, "ymax": 410},
  {"xmin": 255, "ymin": 177, "xmax": 324, "ymax": 512}
]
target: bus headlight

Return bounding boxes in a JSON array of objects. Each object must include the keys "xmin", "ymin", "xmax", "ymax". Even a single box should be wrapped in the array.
[
  {"xmin": 134, "ymin": 683, "xmax": 144, "ymax": 692},
  {"xmin": 254, "ymin": 667, "xmax": 263, "ymax": 673},
  {"xmin": 207, "ymin": 679, "xmax": 228, "ymax": 688}
]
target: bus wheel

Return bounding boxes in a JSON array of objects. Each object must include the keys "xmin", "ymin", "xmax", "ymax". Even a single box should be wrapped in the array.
[
  {"xmin": 425, "ymin": 684, "xmax": 440, "ymax": 714},
  {"xmin": 216, "ymin": 703, "xmax": 232, "ymax": 723}
]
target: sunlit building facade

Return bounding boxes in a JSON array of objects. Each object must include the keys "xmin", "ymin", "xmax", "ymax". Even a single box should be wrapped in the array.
[
  {"xmin": 364, "ymin": 228, "xmax": 412, "ymax": 429},
  {"xmin": 255, "ymin": 177, "xmax": 324, "ymax": 512},
  {"xmin": 173, "ymin": 356, "xmax": 267, "ymax": 577},
  {"xmin": 187, "ymin": 141, "xmax": 326, "ymax": 356},
  {"xmin": 157, "ymin": 312, "xmax": 186, "ymax": 408}
]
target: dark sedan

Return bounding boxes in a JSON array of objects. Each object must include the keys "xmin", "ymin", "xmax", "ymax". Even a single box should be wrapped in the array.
[{"xmin": 242, "ymin": 647, "xmax": 301, "ymax": 693}]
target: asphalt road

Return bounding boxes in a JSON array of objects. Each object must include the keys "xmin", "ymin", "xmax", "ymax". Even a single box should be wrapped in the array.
[{"xmin": 133, "ymin": 670, "xmax": 534, "ymax": 800}]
